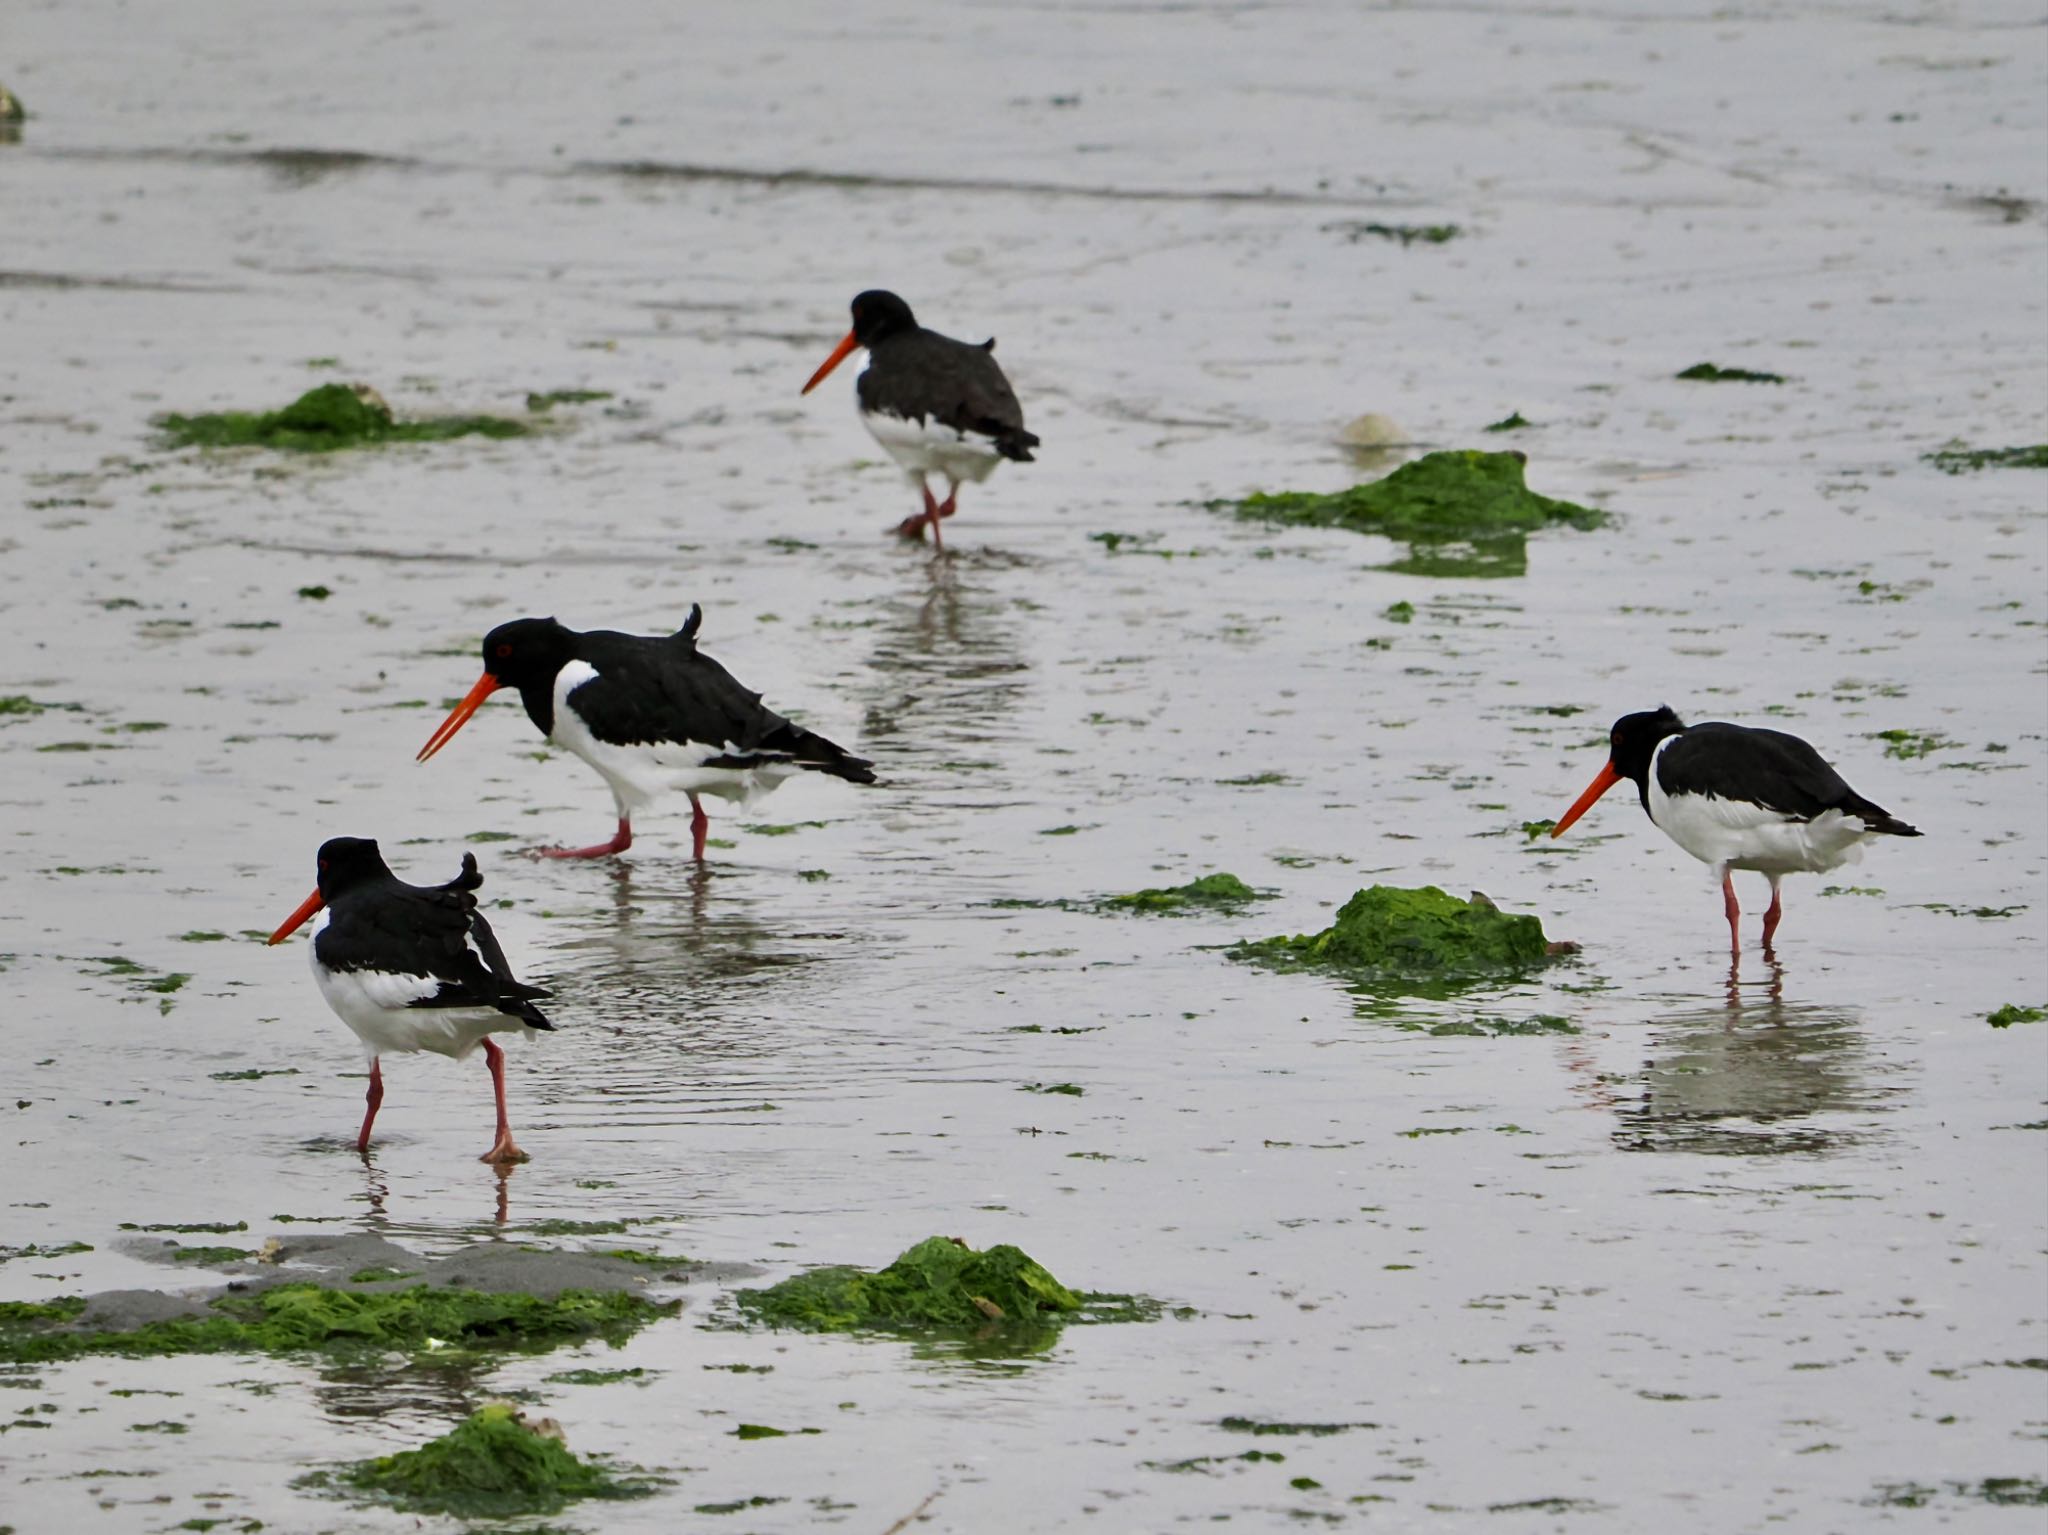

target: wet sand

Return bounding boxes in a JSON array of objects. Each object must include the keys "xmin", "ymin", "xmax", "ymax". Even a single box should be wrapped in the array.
[{"xmin": 2, "ymin": 1, "xmax": 2045, "ymax": 1529}]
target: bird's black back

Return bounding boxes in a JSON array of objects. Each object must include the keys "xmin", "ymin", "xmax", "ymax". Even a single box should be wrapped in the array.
[
  {"xmin": 562, "ymin": 617, "xmax": 877, "ymax": 784},
  {"xmin": 1657, "ymin": 723, "xmax": 1920, "ymax": 835},
  {"xmin": 315, "ymin": 852, "xmax": 554, "ymax": 1027},
  {"xmin": 859, "ymin": 327, "xmax": 1039, "ymax": 461}
]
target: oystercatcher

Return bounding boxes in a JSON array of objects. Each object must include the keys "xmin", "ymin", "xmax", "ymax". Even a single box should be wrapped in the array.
[
  {"xmin": 1550, "ymin": 706, "xmax": 1921, "ymax": 950},
  {"xmin": 267, "ymin": 837, "xmax": 553, "ymax": 1163},
  {"xmin": 415, "ymin": 605, "xmax": 876, "ymax": 860},
  {"xmin": 800, "ymin": 289, "xmax": 1038, "ymax": 548}
]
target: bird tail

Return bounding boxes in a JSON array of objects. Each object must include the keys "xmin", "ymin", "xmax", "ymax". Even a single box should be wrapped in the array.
[
  {"xmin": 1847, "ymin": 794, "xmax": 1921, "ymax": 837},
  {"xmin": 788, "ymin": 725, "xmax": 878, "ymax": 785},
  {"xmin": 675, "ymin": 603, "xmax": 704, "ymax": 644},
  {"xmin": 497, "ymin": 992, "xmax": 555, "ymax": 1031},
  {"xmin": 997, "ymin": 427, "xmax": 1039, "ymax": 463}
]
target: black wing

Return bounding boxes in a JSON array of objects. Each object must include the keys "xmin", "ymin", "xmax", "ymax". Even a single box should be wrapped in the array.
[
  {"xmin": 860, "ymin": 328, "xmax": 1039, "ymax": 461},
  {"xmin": 572, "ymin": 629, "xmax": 877, "ymax": 785},
  {"xmin": 1661, "ymin": 724, "xmax": 1919, "ymax": 834},
  {"xmin": 317, "ymin": 854, "xmax": 554, "ymax": 1027}
]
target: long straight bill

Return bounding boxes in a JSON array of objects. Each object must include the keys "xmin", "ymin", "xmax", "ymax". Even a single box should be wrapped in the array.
[
  {"xmin": 417, "ymin": 672, "xmax": 501, "ymax": 762},
  {"xmin": 1550, "ymin": 760, "xmax": 1623, "ymax": 838},
  {"xmin": 268, "ymin": 888, "xmax": 325, "ymax": 945},
  {"xmin": 800, "ymin": 330, "xmax": 860, "ymax": 395}
]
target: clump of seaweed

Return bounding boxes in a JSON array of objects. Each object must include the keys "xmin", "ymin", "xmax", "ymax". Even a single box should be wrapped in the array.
[
  {"xmin": 1988, "ymin": 1004, "xmax": 2044, "ymax": 1028},
  {"xmin": 0, "ymin": 1283, "xmax": 672, "ymax": 1366},
  {"xmin": 1235, "ymin": 885, "xmax": 1566, "ymax": 986},
  {"xmin": 318, "ymin": 1402, "xmax": 655, "ymax": 1517},
  {"xmin": 158, "ymin": 383, "xmax": 526, "ymax": 452},
  {"xmin": 1215, "ymin": 451, "xmax": 1604, "ymax": 579},
  {"xmin": 1922, "ymin": 442, "xmax": 2048, "ymax": 474},
  {"xmin": 730, "ymin": 1236, "xmax": 1156, "ymax": 1346},
  {"xmin": 1676, "ymin": 363, "xmax": 1787, "ymax": 384},
  {"xmin": 1100, "ymin": 872, "xmax": 1265, "ymax": 914}
]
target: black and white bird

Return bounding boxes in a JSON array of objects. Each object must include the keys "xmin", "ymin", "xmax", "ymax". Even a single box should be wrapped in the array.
[
  {"xmin": 416, "ymin": 606, "xmax": 876, "ymax": 860},
  {"xmin": 1550, "ymin": 706, "xmax": 1921, "ymax": 951},
  {"xmin": 267, "ymin": 837, "xmax": 553, "ymax": 1163},
  {"xmin": 801, "ymin": 289, "xmax": 1038, "ymax": 548}
]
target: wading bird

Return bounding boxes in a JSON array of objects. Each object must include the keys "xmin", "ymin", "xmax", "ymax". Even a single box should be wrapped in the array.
[
  {"xmin": 268, "ymin": 838, "xmax": 553, "ymax": 1163},
  {"xmin": 416, "ymin": 606, "xmax": 875, "ymax": 860},
  {"xmin": 801, "ymin": 289, "xmax": 1038, "ymax": 548},
  {"xmin": 1550, "ymin": 706, "xmax": 1920, "ymax": 951}
]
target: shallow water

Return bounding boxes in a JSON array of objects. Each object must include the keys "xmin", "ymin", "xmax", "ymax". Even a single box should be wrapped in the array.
[{"xmin": 3, "ymin": 1, "xmax": 2045, "ymax": 1530}]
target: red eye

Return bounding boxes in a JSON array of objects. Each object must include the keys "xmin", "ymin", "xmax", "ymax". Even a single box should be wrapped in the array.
[
  {"xmin": 495, "ymin": 644, "xmax": 512, "ymax": 658},
  {"xmin": 318, "ymin": 859, "xmax": 329, "ymax": 871}
]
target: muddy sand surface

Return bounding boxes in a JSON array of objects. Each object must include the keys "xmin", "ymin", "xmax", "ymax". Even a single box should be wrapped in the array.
[{"xmin": 2, "ymin": 1, "xmax": 2045, "ymax": 1530}]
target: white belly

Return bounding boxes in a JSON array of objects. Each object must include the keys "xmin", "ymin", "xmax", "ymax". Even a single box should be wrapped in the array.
[
  {"xmin": 1646, "ymin": 741, "xmax": 1872, "ymax": 878},
  {"xmin": 549, "ymin": 661, "xmax": 798, "ymax": 815},
  {"xmin": 862, "ymin": 409, "xmax": 1005, "ymax": 486},
  {"xmin": 308, "ymin": 918, "xmax": 521, "ymax": 1062}
]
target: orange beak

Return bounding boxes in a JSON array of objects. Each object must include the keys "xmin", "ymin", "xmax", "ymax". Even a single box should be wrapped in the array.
[
  {"xmin": 417, "ymin": 672, "xmax": 501, "ymax": 763},
  {"xmin": 268, "ymin": 888, "xmax": 325, "ymax": 945},
  {"xmin": 800, "ymin": 330, "xmax": 860, "ymax": 395},
  {"xmin": 1550, "ymin": 760, "xmax": 1623, "ymax": 838}
]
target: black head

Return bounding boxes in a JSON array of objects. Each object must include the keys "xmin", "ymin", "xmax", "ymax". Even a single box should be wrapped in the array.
[
  {"xmin": 480, "ymin": 617, "xmax": 576, "ymax": 689},
  {"xmin": 313, "ymin": 836, "xmax": 393, "ymax": 899},
  {"xmin": 1607, "ymin": 706, "xmax": 1687, "ymax": 786},
  {"xmin": 849, "ymin": 289, "xmax": 918, "ymax": 346}
]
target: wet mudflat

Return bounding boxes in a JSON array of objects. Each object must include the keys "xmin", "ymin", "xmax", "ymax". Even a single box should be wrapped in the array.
[{"xmin": 3, "ymin": 1, "xmax": 2045, "ymax": 1530}]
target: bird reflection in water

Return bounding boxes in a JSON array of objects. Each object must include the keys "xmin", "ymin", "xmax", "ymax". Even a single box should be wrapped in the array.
[
  {"xmin": 1606, "ymin": 955, "xmax": 1899, "ymax": 1156},
  {"xmin": 860, "ymin": 555, "xmax": 1030, "ymax": 785}
]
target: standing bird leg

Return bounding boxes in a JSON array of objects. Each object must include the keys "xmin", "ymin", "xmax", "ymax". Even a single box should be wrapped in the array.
[
  {"xmin": 357, "ymin": 1058, "xmax": 385, "ymax": 1155},
  {"xmin": 1721, "ymin": 870, "xmax": 1742, "ymax": 953},
  {"xmin": 936, "ymin": 479, "xmax": 960, "ymax": 520},
  {"xmin": 479, "ymin": 1038, "xmax": 528, "ymax": 1165},
  {"xmin": 895, "ymin": 480, "xmax": 944, "ymax": 543},
  {"xmin": 1761, "ymin": 875, "xmax": 1784, "ymax": 951},
  {"xmin": 540, "ymin": 818, "xmax": 633, "ymax": 860},
  {"xmin": 688, "ymin": 793, "xmax": 709, "ymax": 863}
]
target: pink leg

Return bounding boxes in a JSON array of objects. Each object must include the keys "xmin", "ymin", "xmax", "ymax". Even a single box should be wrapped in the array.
[
  {"xmin": 936, "ymin": 482, "xmax": 958, "ymax": 519},
  {"xmin": 479, "ymin": 1037, "xmax": 528, "ymax": 1164},
  {"xmin": 689, "ymin": 793, "xmax": 709, "ymax": 863},
  {"xmin": 539, "ymin": 817, "xmax": 632, "ymax": 860},
  {"xmin": 356, "ymin": 1058, "xmax": 384, "ymax": 1154},
  {"xmin": 1722, "ymin": 870, "xmax": 1742, "ymax": 953},
  {"xmin": 1761, "ymin": 877, "xmax": 1784, "ymax": 951}
]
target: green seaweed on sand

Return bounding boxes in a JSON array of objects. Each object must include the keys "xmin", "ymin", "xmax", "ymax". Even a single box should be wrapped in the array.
[
  {"xmin": 1483, "ymin": 412, "xmax": 1531, "ymax": 432},
  {"xmin": 167, "ymin": 1246, "xmax": 254, "ymax": 1265},
  {"xmin": 729, "ymin": 1236, "xmax": 1156, "ymax": 1347},
  {"xmin": 1922, "ymin": 442, "xmax": 2048, "ymax": 474},
  {"xmin": 1424, "ymin": 1014, "xmax": 1578, "ymax": 1037},
  {"xmin": 525, "ymin": 389, "xmax": 614, "ymax": 412},
  {"xmin": 1326, "ymin": 220, "xmax": 1461, "ymax": 246},
  {"xmin": 1215, "ymin": 451, "xmax": 1603, "ymax": 580},
  {"xmin": 0, "ymin": 1284, "xmax": 673, "ymax": 1366},
  {"xmin": 1988, "ymin": 1004, "xmax": 2045, "ymax": 1028},
  {"xmin": 1676, "ymin": 362, "xmax": 1787, "ymax": 384},
  {"xmin": 158, "ymin": 384, "xmax": 526, "ymax": 453},
  {"xmin": 1235, "ymin": 885, "xmax": 1564, "ymax": 989},
  {"xmin": 0, "ymin": 1243, "xmax": 91, "ymax": 1264},
  {"xmin": 1100, "ymin": 872, "xmax": 1265, "ymax": 914},
  {"xmin": 319, "ymin": 1402, "xmax": 655, "ymax": 1517}
]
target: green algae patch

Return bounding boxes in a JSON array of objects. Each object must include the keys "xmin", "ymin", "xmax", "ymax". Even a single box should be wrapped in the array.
[
  {"xmin": 1988, "ymin": 1004, "xmax": 2045, "ymax": 1028},
  {"xmin": 1101, "ymin": 872, "xmax": 1265, "ymax": 914},
  {"xmin": 1424, "ymin": 1014, "xmax": 1578, "ymax": 1037},
  {"xmin": 1235, "ymin": 885, "xmax": 1561, "ymax": 988},
  {"xmin": 324, "ymin": 1403, "xmax": 655, "ymax": 1518},
  {"xmin": 525, "ymin": 389, "xmax": 614, "ymax": 412},
  {"xmin": 1483, "ymin": 412, "xmax": 1532, "ymax": 432},
  {"xmin": 1677, "ymin": 362, "xmax": 1787, "ymax": 384},
  {"xmin": 158, "ymin": 384, "xmax": 526, "ymax": 453},
  {"xmin": 0, "ymin": 1283, "xmax": 673, "ymax": 1366},
  {"xmin": 1215, "ymin": 451, "xmax": 1603, "ymax": 579},
  {"xmin": 729, "ymin": 1236, "xmax": 1156, "ymax": 1351},
  {"xmin": 1922, "ymin": 443, "xmax": 2047, "ymax": 474}
]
